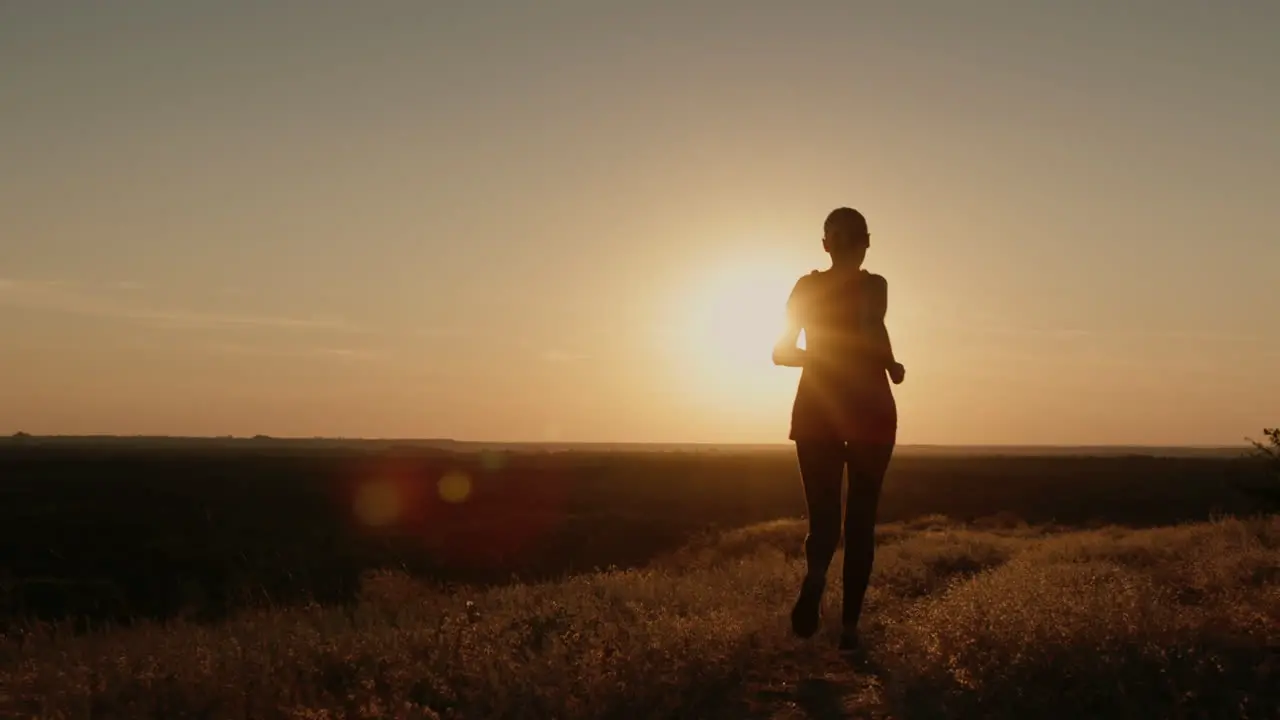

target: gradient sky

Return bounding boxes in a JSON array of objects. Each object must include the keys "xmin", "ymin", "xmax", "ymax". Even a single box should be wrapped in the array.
[{"xmin": 2, "ymin": 2, "xmax": 1277, "ymax": 445}]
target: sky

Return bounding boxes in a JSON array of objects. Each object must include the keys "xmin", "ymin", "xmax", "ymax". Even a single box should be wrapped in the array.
[{"xmin": 2, "ymin": 1, "xmax": 1277, "ymax": 445}]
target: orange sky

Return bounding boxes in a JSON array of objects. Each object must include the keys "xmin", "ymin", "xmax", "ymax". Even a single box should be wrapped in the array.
[{"xmin": 2, "ymin": 3, "xmax": 1277, "ymax": 445}]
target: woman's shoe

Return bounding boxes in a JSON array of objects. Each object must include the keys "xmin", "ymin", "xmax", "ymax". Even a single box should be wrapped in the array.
[
  {"xmin": 790, "ymin": 579, "xmax": 823, "ymax": 638},
  {"xmin": 838, "ymin": 627, "xmax": 860, "ymax": 653}
]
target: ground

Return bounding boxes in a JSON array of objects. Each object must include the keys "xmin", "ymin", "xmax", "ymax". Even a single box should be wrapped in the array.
[{"xmin": 5, "ymin": 515, "xmax": 1279, "ymax": 719}]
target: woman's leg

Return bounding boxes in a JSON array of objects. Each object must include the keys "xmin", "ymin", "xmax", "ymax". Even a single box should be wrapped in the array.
[
  {"xmin": 840, "ymin": 440, "xmax": 895, "ymax": 642},
  {"xmin": 791, "ymin": 441, "xmax": 846, "ymax": 637}
]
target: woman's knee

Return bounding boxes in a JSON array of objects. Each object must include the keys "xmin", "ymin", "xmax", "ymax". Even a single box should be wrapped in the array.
[{"xmin": 806, "ymin": 524, "xmax": 841, "ymax": 556}]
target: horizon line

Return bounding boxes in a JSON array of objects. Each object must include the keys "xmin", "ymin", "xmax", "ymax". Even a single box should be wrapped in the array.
[{"xmin": 2, "ymin": 433, "xmax": 1253, "ymax": 450}]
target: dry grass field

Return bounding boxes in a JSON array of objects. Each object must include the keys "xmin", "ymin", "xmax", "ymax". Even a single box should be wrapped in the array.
[
  {"xmin": 4, "ymin": 515, "xmax": 1279, "ymax": 718},
  {"xmin": 2, "ymin": 439, "xmax": 1277, "ymax": 718}
]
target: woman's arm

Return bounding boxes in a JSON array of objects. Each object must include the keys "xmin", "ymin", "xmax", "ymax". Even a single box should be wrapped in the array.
[
  {"xmin": 772, "ymin": 277, "xmax": 808, "ymax": 367},
  {"xmin": 867, "ymin": 274, "xmax": 905, "ymax": 383},
  {"xmin": 772, "ymin": 324, "xmax": 806, "ymax": 367}
]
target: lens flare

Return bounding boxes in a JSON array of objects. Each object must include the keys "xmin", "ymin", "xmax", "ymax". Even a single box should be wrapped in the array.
[
  {"xmin": 353, "ymin": 478, "xmax": 401, "ymax": 528},
  {"xmin": 341, "ymin": 458, "xmax": 573, "ymax": 573},
  {"xmin": 479, "ymin": 450, "xmax": 506, "ymax": 472},
  {"xmin": 438, "ymin": 471, "xmax": 472, "ymax": 504}
]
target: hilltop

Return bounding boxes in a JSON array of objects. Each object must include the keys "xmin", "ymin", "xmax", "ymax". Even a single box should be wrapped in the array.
[{"xmin": 5, "ymin": 515, "xmax": 1278, "ymax": 719}]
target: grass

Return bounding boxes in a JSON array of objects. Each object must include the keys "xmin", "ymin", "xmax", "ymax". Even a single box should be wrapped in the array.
[
  {"xmin": 2, "ymin": 445, "xmax": 1266, "ymax": 627},
  {"xmin": 4, "ymin": 515, "xmax": 1278, "ymax": 719}
]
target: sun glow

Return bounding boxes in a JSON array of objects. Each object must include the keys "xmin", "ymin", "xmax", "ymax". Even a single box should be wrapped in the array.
[{"xmin": 671, "ymin": 261, "xmax": 801, "ymax": 411}]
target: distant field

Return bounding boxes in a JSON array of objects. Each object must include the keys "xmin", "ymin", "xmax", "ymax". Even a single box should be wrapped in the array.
[
  {"xmin": 4, "ymin": 516, "xmax": 1278, "ymax": 719},
  {"xmin": 2, "ymin": 434, "xmax": 1255, "ymax": 457},
  {"xmin": 0, "ymin": 441, "xmax": 1267, "ymax": 627}
]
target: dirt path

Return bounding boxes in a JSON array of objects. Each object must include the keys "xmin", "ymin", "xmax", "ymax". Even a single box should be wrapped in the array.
[
  {"xmin": 710, "ymin": 560, "xmax": 903, "ymax": 719},
  {"xmin": 750, "ymin": 650, "xmax": 892, "ymax": 719},
  {"xmin": 708, "ymin": 631, "xmax": 897, "ymax": 720}
]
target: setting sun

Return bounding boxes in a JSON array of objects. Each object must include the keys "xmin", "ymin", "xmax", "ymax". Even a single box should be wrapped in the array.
[
  {"xmin": 669, "ymin": 261, "xmax": 801, "ymax": 413},
  {"xmin": 692, "ymin": 268, "xmax": 783, "ymax": 367}
]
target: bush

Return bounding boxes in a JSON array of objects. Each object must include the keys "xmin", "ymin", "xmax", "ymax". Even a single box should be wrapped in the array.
[
  {"xmin": 1244, "ymin": 428, "xmax": 1280, "ymax": 509},
  {"xmin": 1249, "ymin": 428, "xmax": 1279, "ymax": 467}
]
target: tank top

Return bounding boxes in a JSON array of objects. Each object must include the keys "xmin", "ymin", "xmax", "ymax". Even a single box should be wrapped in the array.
[{"xmin": 787, "ymin": 268, "xmax": 897, "ymax": 443}]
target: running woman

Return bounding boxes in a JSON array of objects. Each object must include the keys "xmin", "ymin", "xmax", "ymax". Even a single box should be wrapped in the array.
[{"xmin": 772, "ymin": 206, "xmax": 905, "ymax": 652}]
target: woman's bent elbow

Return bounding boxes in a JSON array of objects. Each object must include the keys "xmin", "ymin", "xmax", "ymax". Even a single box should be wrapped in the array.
[{"xmin": 772, "ymin": 348, "xmax": 801, "ymax": 367}]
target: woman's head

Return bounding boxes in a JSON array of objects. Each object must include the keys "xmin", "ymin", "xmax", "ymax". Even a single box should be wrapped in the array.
[{"xmin": 822, "ymin": 207, "xmax": 870, "ymax": 268}]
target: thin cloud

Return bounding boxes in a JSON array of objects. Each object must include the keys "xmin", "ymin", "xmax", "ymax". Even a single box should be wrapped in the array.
[
  {"xmin": 924, "ymin": 320, "xmax": 1271, "ymax": 346},
  {"xmin": 209, "ymin": 343, "xmax": 379, "ymax": 360},
  {"xmin": 410, "ymin": 327, "xmax": 471, "ymax": 339},
  {"xmin": 542, "ymin": 349, "xmax": 590, "ymax": 363},
  {"xmin": 0, "ymin": 278, "xmax": 59, "ymax": 291},
  {"xmin": 0, "ymin": 278, "xmax": 362, "ymax": 334},
  {"xmin": 136, "ymin": 308, "xmax": 354, "ymax": 332},
  {"xmin": 315, "ymin": 347, "xmax": 379, "ymax": 360}
]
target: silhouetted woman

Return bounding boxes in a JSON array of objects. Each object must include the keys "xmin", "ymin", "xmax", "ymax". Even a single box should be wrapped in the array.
[{"xmin": 773, "ymin": 207, "xmax": 905, "ymax": 652}]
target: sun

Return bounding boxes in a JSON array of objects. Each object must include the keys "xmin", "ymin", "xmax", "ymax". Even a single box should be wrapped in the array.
[
  {"xmin": 673, "ymin": 262, "xmax": 801, "ymax": 408},
  {"xmin": 692, "ymin": 270, "xmax": 784, "ymax": 367}
]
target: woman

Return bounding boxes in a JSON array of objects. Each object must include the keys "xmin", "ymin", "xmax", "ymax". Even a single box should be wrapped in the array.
[{"xmin": 772, "ymin": 207, "xmax": 905, "ymax": 652}]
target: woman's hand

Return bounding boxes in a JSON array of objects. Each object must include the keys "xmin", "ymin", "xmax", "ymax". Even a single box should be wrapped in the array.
[
  {"xmin": 774, "ymin": 280, "xmax": 807, "ymax": 367},
  {"xmin": 772, "ymin": 339, "xmax": 806, "ymax": 367},
  {"xmin": 888, "ymin": 361, "xmax": 906, "ymax": 385}
]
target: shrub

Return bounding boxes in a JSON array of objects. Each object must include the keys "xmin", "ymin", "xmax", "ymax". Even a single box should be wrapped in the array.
[
  {"xmin": 1248, "ymin": 428, "xmax": 1279, "ymax": 467},
  {"xmin": 1244, "ymin": 428, "xmax": 1280, "ymax": 510}
]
